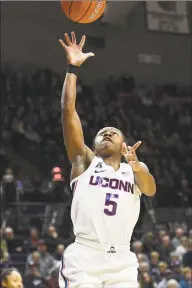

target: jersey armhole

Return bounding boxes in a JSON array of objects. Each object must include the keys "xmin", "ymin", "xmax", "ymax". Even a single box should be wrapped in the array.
[{"xmin": 70, "ymin": 156, "xmax": 98, "ymax": 189}]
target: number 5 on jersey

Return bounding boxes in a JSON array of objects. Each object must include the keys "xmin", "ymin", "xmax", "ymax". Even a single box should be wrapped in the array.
[{"xmin": 104, "ymin": 193, "xmax": 119, "ymax": 216}]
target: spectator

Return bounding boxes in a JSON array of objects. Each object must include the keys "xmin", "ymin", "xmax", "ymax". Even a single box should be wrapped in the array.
[
  {"xmin": 158, "ymin": 235, "xmax": 174, "ymax": 263},
  {"xmin": 0, "ymin": 229, "xmax": 9, "ymax": 265},
  {"xmin": 182, "ymin": 239, "xmax": 192, "ymax": 267},
  {"xmin": 172, "ymin": 227, "xmax": 184, "ymax": 249},
  {"xmin": 176, "ymin": 236, "xmax": 189, "ymax": 261},
  {"xmin": 180, "ymin": 267, "xmax": 192, "ymax": 288},
  {"xmin": 44, "ymin": 225, "xmax": 64, "ymax": 254},
  {"xmin": 156, "ymin": 269, "xmax": 173, "ymax": 288},
  {"xmin": 4, "ymin": 227, "xmax": 23, "ymax": 254},
  {"xmin": 26, "ymin": 227, "xmax": 39, "ymax": 253},
  {"xmin": 26, "ymin": 239, "xmax": 57, "ymax": 278},
  {"xmin": 171, "ymin": 263, "xmax": 182, "ymax": 282},
  {"xmin": 167, "ymin": 279, "xmax": 180, "ymax": 288},
  {"xmin": 139, "ymin": 261, "xmax": 150, "ymax": 273},
  {"xmin": 150, "ymin": 251, "xmax": 160, "ymax": 280},
  {"xmin": 155, "ymin": 230, "xmax": 167, "ymax": 249},
  {"xmin": 25, "ymin": 251, "xmax": 41, "ymax": 275},
  {"xmin": 1, "ymin": 168, "xmax": 17, "ymax": 207},
  {"xmin": 140, "ymin": 272, "xmax": 155, "ymax": 288},
  {"xmin": 23, "ymin": 260, "xmax": 50, "ymax": 288},
  {"xmin": 158, "ymin": 261, "xmax": 168, "ymax": 281},
  {"xmin": 170, "ymin": 251, "xmax": 180, "ymax": 266},
  {"xmin": 142, "ymin": 232, "xmax": 155, "ymax": 254},
  {"xmin": 132, "ymin": 240, "xmax": 143, "ymax": 255},
  {"xmin": 54, "ymin": 244, "xmax": 65, "ymax": 261},
  {"xmin": 137, "ymin": 253, "xmax": 149, "ymax": 263}
]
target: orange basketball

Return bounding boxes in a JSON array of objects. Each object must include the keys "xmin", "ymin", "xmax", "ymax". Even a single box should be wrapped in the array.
[{"xmin": 61, "ymin": 1, "xmax": 106, "ymax": 24}]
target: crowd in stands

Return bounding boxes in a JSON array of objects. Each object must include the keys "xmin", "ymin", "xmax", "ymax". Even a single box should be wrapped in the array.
[
  {"xmin": 1, "ymin": 223, "xmax": 191, "ymax": 288},
  {"xmin": 1, "ymin": 68, "xmax": 192, "ymax": 207},
  {"xmin": 1, "ymin": 67, "xmax": 192, "ymax": 287}
]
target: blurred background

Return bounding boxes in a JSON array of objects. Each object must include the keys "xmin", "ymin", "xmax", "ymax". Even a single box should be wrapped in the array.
[{"xmin": 1, "ymin": 1, "xmax": 192, "ymax": 288}]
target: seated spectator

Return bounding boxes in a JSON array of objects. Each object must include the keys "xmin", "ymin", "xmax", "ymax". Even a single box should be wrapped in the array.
[
  {"xmin": 54, "ymin": 244, "xmax": 65, "ymax": 262},
  {"xmin": 155, "ymin": 230, "xmax": 167, "ymax": 249},
  {"xmin": 157, "ymin": 235, "xmax": 174, "ymax": 263},
  {"xmin": 167, "ymin": 279, "xmax": 180, "ymax": 288},
  {"xmin": 157, "ymin": 262, "xmax": 168, "ymax": 282},
  {"xmin": 1, "ymin": 168, "xmax": 17, "ymax": 208},
  {"xmin": 176, "ymin": 236, "xmax": 189, "ymax": 261},
  {"xmin": 26, "ymin": 239, "xmax": 57, "ymax": 278},
  {"xmin": 157, "ymin": 270, "xmax": 174, "ymax": 288},
  {"xmin": 25, "ymin": 227, "xmax": 39, "ymax": 253},
  {"xmin": 171, "ymin": 263, "xmax": 182, "ymax": 282},
  {"xmin": 0, "ymin": 229, "xmax": 9, "ymax": 265},
  {"xmin": 4, "ymin": 227, "xmax": 23, "ymax": 253},
  {"xmin": 44, "ymin": 225, "xmax": 64, "ymax": 254},
  {"xmin": 137, "ymin": 253, "xmax": 149, "ymax": 263},
  {"xmin": 180, "ymin": 267, "xmax": 192, "ymax": 288},
  {"xmin": 140, "ymin": 272, "xmax": 155, "ymax": 288},
  {"xmin": 23, "ymin": 261, "xmax": 50, "ymax": 288},
  {"xmin": 142, "ymin": 232, "xmax": 156, "ymax": 254},
  {"xmin": 172, "ymin": 227, "xmax": 184, "ymax": 249},
  {"xmin": 182, "ymin": 240, "xmax": 192, "ymax": 267},
  {"xmin": 170, "ymin": 251, "xmax": 180, "ymax": 266},
  {"xmin": 150, "ymin": 251, "xmax": 160, "ymax": 280},
  {"xmin": 25, "ymin": 251, "xmax": 41, "ymax": 275},
  {"xmin": 132, "ymin": 240, "xmax": 143, "ymax": 255},
  {"xmin": 139, "ymin": 261, "xmax": 150, "ymax": 274}
]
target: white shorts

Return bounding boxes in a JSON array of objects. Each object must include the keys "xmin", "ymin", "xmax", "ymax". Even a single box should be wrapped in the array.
[{"xmin": 58, "ymin": 238, "xmax": 139, "ymax": 288}]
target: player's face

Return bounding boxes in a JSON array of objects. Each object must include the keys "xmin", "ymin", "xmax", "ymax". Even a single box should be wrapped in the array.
[
  {"xmin": 3, "ymin": 271, "xmax": 23, "ymax": 288},
  {"xmin": 94, "ymin": 127, "xmax": 125, "ymax": 157}
]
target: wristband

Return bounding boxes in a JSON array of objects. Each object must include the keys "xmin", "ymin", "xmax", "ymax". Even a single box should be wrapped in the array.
[{"xmin": 67, "ymin": 64, "xmax": 79, "ymax": 76}]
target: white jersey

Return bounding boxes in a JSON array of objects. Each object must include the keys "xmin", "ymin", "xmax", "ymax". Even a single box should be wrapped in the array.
[{"xmin": 70, "ymin": 156, "xmax": 141, "ymax": 246}]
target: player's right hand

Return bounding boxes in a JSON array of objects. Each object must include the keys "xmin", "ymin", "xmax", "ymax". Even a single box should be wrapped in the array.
[{"xmin": 59, "ymin": 32, "xmax": 94, "ymax": 67}]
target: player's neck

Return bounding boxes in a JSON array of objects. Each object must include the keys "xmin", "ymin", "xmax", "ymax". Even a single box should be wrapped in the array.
[{"xmin": 102, "ymin": 156, "xmax": 121, "ymax": 171}]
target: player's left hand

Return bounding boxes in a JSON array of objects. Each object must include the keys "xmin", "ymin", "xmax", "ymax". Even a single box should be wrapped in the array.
[{"xmin": 121, "ymin": 141, "xmax": 142, "ymax": 172}]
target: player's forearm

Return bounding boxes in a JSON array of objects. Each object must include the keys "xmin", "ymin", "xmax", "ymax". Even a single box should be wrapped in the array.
[
  {"xmin": 135, "ymin": 163, "xmax": 156, "ymax": 197},
  {"xmin": 61, "ymin": 72, "xmax": 77, "ymax": 111}
]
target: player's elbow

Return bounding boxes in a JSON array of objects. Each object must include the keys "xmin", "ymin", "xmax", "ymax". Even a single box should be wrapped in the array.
[{"xmin": 144, "ymin": 178, "xmax": 156, "ymax": 197}]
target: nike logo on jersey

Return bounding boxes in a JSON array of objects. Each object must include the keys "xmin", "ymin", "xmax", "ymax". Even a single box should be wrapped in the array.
[
  {"xmin": 121, "ymin": 172, "xmax": 129, "ymax": 175},
  {"xmin": 94, "ymin": 170, "xmax": 106, "ymax": 173}
]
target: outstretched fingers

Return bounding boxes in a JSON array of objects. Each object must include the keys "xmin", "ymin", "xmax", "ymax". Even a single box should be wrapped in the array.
[
  {"xmin": 78, "ymin": 35, "xmax": 86, "ymax": 49},
  {"xmin": 71, "ymin": 31, "xmax": 76, "ymax": 44},
  {"xmin": 132, "ymin": 141, "xmax": 142, "ymax": 151},
  {"xmin": 64, "ymin": 33, "xmax": 72, "ymax": 46},
  {"xmin": 59, "ymin": 39, "xmax": 67, "ymax": 49}
]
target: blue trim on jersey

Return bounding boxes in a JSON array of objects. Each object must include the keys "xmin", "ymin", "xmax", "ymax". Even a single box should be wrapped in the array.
[{"xmin": 60, "ymin": 256, "xmax": 68, "ymax": 288}]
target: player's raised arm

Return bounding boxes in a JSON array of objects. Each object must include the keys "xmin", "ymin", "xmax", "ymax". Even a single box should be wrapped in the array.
[{"xmin": 59, "ymin": 32, "xmax": 95, "ymax": 165}]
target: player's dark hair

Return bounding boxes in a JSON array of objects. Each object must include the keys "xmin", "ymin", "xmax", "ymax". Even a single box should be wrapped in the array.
[{"xmin": 1, "ymin": 268, "xmax": 19, "ymax": 284}]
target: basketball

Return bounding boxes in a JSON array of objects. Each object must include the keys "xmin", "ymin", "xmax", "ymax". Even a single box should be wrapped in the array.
[{"xmin": 61, "ymin": 1, "xmax": 106, "ymax": 24}]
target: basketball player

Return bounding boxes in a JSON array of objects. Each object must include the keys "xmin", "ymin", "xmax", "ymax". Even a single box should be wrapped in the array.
[
  {"xmin": 58, "ymin": 32, "xmax": 156, "ymax": 288},
  {"xmin": 1, "ymin": 268, "xmax": 23, "ymax": 288}
]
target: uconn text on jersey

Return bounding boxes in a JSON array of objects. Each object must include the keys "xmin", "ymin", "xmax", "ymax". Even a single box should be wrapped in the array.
[{"xmin": 89, "ymin": 176, "xmax": 134, "ymax": 194}]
